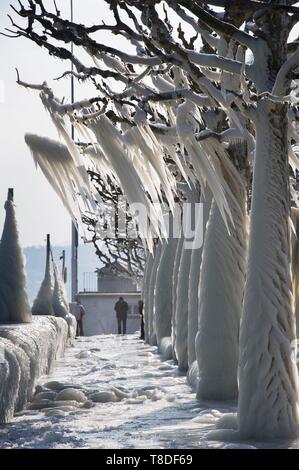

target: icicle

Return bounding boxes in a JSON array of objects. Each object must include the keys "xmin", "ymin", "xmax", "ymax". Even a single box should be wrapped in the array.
[
  {"xmin": 123, "ymin": 125, "xmax": 176, "ymax": 212},
  {"xmin": 25, "ymin": 134, "xmax": 100, "ymax": 231},
  {"xmin": 88, "ymin": 115, "xmax": 168, "ymax": 250},
  {"xmin": 176, "ymin": 101, "xmax": 233, "ymax": 230}
]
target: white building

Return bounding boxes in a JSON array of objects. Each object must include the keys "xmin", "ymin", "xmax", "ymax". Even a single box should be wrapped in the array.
[{"xmin": 78, "ymin": 261, "xmax": 142, "ymax": 336}]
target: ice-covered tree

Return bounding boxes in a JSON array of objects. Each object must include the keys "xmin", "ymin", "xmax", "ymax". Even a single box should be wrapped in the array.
[
  {"xmin": 196, "ymin": 142, "xmax": 248, "ymax": 400},
  {"xmin": 8, "ymin": 0, "xmax": 299, "ymax": 439},
  {"xmin": 82, "ymin": 172, "xmax": 145, "ymax": 282},
  {"xmin": 0, "ymin": 189, "xmax": 31, "ymax": 324},
  {"xmin": 188, "ymin": 187, "xmax": 212, "ymax": 369},
  {"xmin": 154, "ymin": 212, "xmax": 179, "ymax": 349}
]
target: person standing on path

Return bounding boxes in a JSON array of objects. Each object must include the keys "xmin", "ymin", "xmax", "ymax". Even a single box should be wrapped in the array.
[
  {"xmin": 74, "ymin": 298, "xmax": 85, "ymax": 337},
  {"xmin": 114, "ymin": 297, "xmax": 129, "ymax": 334},
  {"xmin": 138, "ymin": 300, "xmax": 145, "ymax": 340}
]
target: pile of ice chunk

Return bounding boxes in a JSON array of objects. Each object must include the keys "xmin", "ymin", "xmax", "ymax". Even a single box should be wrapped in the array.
[{"xmin": 18, "ymin": 375, "xmax": 177, "ymax": 420}]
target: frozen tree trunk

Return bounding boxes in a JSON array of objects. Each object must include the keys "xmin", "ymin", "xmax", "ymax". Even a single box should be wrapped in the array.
[
  {"xmin": 188, "ymin": 188, "xmax": 212, "ymax": 368},
  {"xmin": 237, "ymin": 7, "xmax": 299, "ymax": 438},
  {"xmin": 172, "ymin": 232, "xmax": 184, "ymax": 361},
  {"xmin": 175, "ymin": 239, "xmax": 192, "ymax": 372},
  {"xmin": 196, "ymin": 150, "xmax": 248, "ymax": 401},
  {"xmin": 143, "ymin": 253, "xmax": 154, "ymax": 343},
  {"xmin": 148, "ymin": 242, "xmax": 163, "ymax": 345},
  {"xmin": 32, "ymin": 235, "xmax": 55, "ymax": 316},
  {"xmin": 154, "ymin": 236, "xmax": 178, "ymax": 347},
  {"xmin": 291, "ymin": 208, "xmax": 299, "ymax": 335},
  {"xmin": 0, "ymin": 189, "xmax": 31, "ymax": 324},
  {"xmin": 175, "ymin": 187, "xmax": 199, "ymax": 372},
  {"xmin": 238, "ymin": 101, "xmax": 299, "ymax": 438}
]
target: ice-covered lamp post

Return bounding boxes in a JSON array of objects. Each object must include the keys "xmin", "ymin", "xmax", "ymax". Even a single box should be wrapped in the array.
[
  {"xmin": 32, "ymin": 234, "xmax": 55, "ymax": 316},
  {"xmin": 0, "ymin": 188, "xmax": 32, "ymax": 324}
]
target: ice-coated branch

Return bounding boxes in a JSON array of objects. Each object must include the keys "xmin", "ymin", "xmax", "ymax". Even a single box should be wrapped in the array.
[
  {"xmin": 17, "ymin": 71, "xmax": 108, "ymax": 116},
  {"xmin": 166, "ymin": 0, "xmax": 258, "ymax": 51},
  {"xmin": 187, "ymin": 50, "xmax": 253, "ymax": 79},
  {"xmin": 168, "ymin": 2, "xmax": 219, "ymax": 50},
  {"xmin": 140, "ymin": 88, "xmax": 212, "ymax": 108},
  {"xmin": 272, "ymin": 47, "xmax": 299, "ymax": 96},
  {"xmin": 12, "ymin": 23, "xmax": 129, "ymax": 85},
  {"xmin": 15, "ymin": 67, "xmax": 49, "ymax": 91}
]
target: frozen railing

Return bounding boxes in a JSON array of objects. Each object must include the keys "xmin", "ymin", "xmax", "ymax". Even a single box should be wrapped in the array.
[{"xmin": 82, "ymin": 272, "xmax": 98, "ymax": 292}]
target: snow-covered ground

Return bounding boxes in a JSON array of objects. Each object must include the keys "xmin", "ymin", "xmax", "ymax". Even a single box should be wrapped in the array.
[{"xmin": 0, "ymin": 334, "xmax": 298, "ymax": 449}]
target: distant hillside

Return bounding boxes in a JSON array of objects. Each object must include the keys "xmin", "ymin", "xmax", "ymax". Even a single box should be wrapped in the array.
[{"xmin": 24, "ymin": 244, "xmax": 102, "ymax": 304}]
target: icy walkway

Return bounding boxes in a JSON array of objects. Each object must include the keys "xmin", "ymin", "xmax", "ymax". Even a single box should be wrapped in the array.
[{"xmin": 0, "ymin": 334, "xmax": 298, "ymax": 449}]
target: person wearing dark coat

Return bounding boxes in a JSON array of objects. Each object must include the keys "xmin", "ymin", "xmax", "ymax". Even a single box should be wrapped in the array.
[
  {"xmin": 114, "ymin": 297, "xmax": 129, "ymax": 334},
  {"xmin": 138, "ymin": 300, "xmax": 145, "ymax": 340}
]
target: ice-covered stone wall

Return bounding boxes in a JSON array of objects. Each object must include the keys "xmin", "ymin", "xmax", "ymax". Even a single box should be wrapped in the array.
[{"xmin": 0, "ymin": 316, "xmax": 75, "ymax": 423}]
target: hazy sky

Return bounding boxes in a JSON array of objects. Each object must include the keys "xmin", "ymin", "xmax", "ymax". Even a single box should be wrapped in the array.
[{"xmin": 0, "ymin": 0, "xmax": 115, "ymax": 247}]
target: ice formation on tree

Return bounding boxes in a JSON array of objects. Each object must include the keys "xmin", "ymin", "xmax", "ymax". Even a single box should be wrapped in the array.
[
  {"xmin": 32, "ymin": 235, "xmax": 55, "ymax": 316},
  {"xmin": 174, "ymin": 185, "xmax": 198, "ymax": 371},
  {"xmin": 142, "ymin": 253, "xmax": 154, "ymax": 344},
  {"xmin": 148, "ymin": 242, "xmax": 163, "ymax": 345},
  {"xmin": 291, "ymin": 207, "xmax": 299, "ymax": 334},
  {"xmin": 25, "ymin": 134, "xmax": 98, "ymax": 230},
  {"xmin": 237, "ymin": 103, "xmax": 299, "ymax": 438},
  {"xmin": 171, "ymin": 232, "xmax": 184, "ymax": 362},
  {"xmin": 196, "ymin": 143, "xmax": 248, "ymax": 400},
  {"xmin": 175, "ymin": 242, "xmax": 192, "ymax": 371},
  {"xmin": 0, "ymin": 189, "xmax": 31, "ymax": 324},
  {"xmin": 154, "ymin": 235, "xmax": 178, "ymax": 348},
  {"xmin": 187, "ymin": 189, "xmax": 212, "ymax": 368}
]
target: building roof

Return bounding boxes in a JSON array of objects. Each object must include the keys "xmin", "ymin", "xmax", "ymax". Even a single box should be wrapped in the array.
[
  {"xmin": 95, "ymin": 260, "xmax": 132, "ymax": 278},
  {"xmin": 78, "ymin": 291, "xmax": 141, "ymax": 297}
]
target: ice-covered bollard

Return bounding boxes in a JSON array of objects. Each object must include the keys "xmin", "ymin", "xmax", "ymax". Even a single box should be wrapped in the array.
[
  {"xmin": 0, "ymin": 189, "xmax": 32, "ymax": 324},
  {"xmin": 52, "ymin": 264, "xmax": 69, "ymax": 318},
  {"xmin": 32, "ymin": 234, "xmax": 55, "ymax": 316}
]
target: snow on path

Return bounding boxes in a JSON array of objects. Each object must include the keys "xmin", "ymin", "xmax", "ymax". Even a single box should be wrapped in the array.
[{"xmin": 0, "ymin": 334, "xmax": 298, "ymax": 449}]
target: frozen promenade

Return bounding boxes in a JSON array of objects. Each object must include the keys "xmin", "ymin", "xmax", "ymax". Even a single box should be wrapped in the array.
[{"xmin": 0, "ymin": 334, "xmax": 297, "ymax": 449}]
